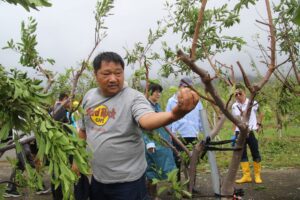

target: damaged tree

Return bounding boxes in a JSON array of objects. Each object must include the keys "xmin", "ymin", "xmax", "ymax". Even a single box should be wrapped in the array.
[{"xmin": 176, "ymin": 0, "xmax": 276, "ymax": 197}]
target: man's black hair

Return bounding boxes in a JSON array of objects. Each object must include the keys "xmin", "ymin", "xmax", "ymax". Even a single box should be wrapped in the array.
[
  {"xmin": 59, "ymin": 92, "xmax": 69, "ymax": 101},
  {"xmin": 236, "ymin": 83, "xmax": 246, "ymax": 91},
  {"xmin": 148, "ymin": 83, "xmax": 163, "ymax": 96},
  {"xmin": 93, "ymin": 52, "xmax": 125, "ymax": 72}
]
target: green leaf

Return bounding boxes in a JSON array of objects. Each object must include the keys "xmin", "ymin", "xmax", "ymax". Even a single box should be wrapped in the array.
[
  {"xmin": 293, "ymin": 5, "xmax": 300, "ymax": 25},
  {"xmin": 157, "ymin": 185, "xmax": 168, "ymax": 195},
  {"xmin": 181, "ymin": 190, "xmax": 192, "ymax": 198},
  {"xmin": 167, "ymin": 168, "xmax": 178, "ymax": 183},
  {"xmin": 3, "ymin": 0, "xmax": 52, "ymax": 11},
  {"xmin": 48, "ymin": 160, "xmax": 54, "ymax": 175},
  {"xmin": 0, "ymin": 121, "xmax": 12, "ymax": 140},
  {"xmin": 40, "ymin": 121, "xmax": 47, "ymax": 132},
  {"xmin": 46, "ymin": 58, "xmax": 55, "ymax": 65},
  {"xmin": 36, "ymin": 137, "xmax": 45, "ymax": 159},
  {"xmin": 15, "ymin": 139, "xmax": 23, "ymax": 154},
  {"xmin": 48, "ymin": 131, "xmax": 54, "ymax": 140},
  {"xmin": 45, "ymin": 139, "xmax": 51, "ymax": 154},
  {"xmin": 151, "ymin": 178, "xmax": 160, "ymax": 185},
  {"xmin": 53, "ymin": 162, "xmax": 59, "ymax": 181}
]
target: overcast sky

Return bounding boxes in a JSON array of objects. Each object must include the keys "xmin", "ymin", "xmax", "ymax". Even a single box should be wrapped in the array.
[{"xmin": 0, "ymin": 0, "xmax": 280, "ymax": 81}]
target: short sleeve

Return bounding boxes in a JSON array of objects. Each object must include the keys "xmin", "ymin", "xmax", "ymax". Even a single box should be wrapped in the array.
[{"xmin": 131, "ymin": 93, "xmax": 154, "ymax": 123}]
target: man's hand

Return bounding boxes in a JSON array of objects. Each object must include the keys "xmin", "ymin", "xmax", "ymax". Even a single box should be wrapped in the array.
[
  {"xmin": 256, "ymin": 123, "xmax": 263, "ymax": 133},
  {"xmin": 171, "ymin": 87, "xmax": 200, "ymax": 120},
  {"xmin": 231, "ymin": 135, "xmax": 237, "ymax": 147}
]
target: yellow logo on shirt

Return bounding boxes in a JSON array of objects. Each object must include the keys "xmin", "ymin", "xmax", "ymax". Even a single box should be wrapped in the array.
[
  {"xmin": 89, "ymin": 105, "xmax": 116, "ymax": 126},
  {"xmin": 90, "ymin": 105, "xmax": 110, "ymax": 126}
]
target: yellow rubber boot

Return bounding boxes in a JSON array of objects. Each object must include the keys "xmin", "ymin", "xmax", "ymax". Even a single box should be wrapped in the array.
[
  {"xmin": 253, "ymin": 161, "xmax": 262, "ymax": 184},
  {"xmin": 235, "ymin": 162, "xmax": 252, "ymax": 184}
]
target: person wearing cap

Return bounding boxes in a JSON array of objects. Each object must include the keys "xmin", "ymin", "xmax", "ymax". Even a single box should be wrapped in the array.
[
  {"xmin": 166, "ymin": 77, "xmax": 203, "ymax": 193},
  {"xmin": 232, "ymin": 84, "xmax": 263, "ymax": 184},
  {"xmin": 143, "ymin": 83, "xmax": 176, "ymax": 200}
]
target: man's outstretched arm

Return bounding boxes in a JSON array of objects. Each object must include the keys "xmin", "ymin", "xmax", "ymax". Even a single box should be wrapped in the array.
[{"xmin": 139, "ymin": 88, "xmax": 199, "ymax": 130}]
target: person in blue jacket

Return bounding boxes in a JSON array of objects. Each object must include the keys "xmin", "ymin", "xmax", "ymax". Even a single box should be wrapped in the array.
[{"xmin": 143, "ymin": 83, "xmax": 177, "ymax": 200}]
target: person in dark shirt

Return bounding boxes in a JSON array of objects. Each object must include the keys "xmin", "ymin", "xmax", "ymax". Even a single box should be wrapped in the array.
[{"xmin": 52, "ymin": 92, "xmax": 70, "ymax": 123}]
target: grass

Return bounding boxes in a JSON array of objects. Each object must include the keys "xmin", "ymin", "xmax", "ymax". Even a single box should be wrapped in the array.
[
  {"xmin": 196, "ymin": 122, "xmax": 300, "ymax": 171},
  {"xmin": 253, "ymin": 125, "xmax": 300, "ymax": 169},
  {"xmin": 155, "ymin": 87, "xmax": 300, "ymax": 173}
]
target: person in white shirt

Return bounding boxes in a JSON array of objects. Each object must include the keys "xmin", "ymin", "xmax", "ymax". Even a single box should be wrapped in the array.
[
  {"xmin": 232, "ymin": 84, "xmax": 263, "ymax": 184},
  {"xmin": 166, "ymin": 77, "xmax": 203, "ymax": 193}
]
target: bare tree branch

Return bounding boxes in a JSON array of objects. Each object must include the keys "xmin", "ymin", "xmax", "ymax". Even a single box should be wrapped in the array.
[
  {"xmin": 145, "ymin": 60, "xmax": 149, "ymax": 98},
  {"xmin": 225, "ymin": 94, "xmax": 234, "ymax": 110},
  {"xmin": 188, "ymin": 113, "xmax": 227, "ymax": 193},
  {"xmin": 230, "ymin": 65, "xmax": 235, "ymax": 86},
  {"xmin": 177, "ymin": 50, "xmax": 244, "ymax": 130},
  {"xmin": 37, "ymin": 64, "xmax": 56, "ymax": 93},
  {"xmin": 256, "ymin": 0, "xmax": 276, "ymax": 90},
  {"xmin": 282, "ymin": 20, "xmax": 300, "ymax": 84},
  {"xmin": 163, "ymin": 127, "xmax": 191, "ymax": 157},
  {"xmin": 210, "ymin": 114, "xmax": 226, "ymax": 139},
  {"xmin": 181, "ymin": 79, "xmax": 216, "ymax": 105},
  {"xmin": 255, "ymin": 19, "xmax": 270, "ymax": 27},
  {"xmin": 275, "ymin": 57, "xmax": 290, "ymax": 69},
  {"xmin": 160, "ymin": 137, "xmax": 180, "ymax": 157},
  {"xmin": 188, "ymin": 141, "xmax": 205, "ymax": 192},
  {"xmin": 190, "ymin": 0, "xmax": 207, "ymax": 60},
  {"xmin": 203, "ymin": 45, "xmax": 233, "ymax": 86},
  {"xmin": 236, "ymin": 61, "xmax": 253, "ymax": 92}
]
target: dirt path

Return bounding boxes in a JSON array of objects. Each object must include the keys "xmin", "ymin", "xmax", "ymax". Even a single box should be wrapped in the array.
[
  {"xmin": 190, "ymin": 168, "xmax": 300, "ymax": 200},
  {"xmin": 1, "ymin": 159, "xmax": 299, "ymax": 200}
]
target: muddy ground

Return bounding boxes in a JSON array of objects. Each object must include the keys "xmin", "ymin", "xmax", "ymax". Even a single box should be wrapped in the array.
[{"xmin": 0, "ymin": 151, "xmax": 300, "ymax": 200}]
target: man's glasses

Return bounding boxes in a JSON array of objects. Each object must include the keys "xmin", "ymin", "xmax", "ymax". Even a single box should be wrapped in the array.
[{"xmin": 235, "ymin": 92, "xmax": 243, "ymax": 97}]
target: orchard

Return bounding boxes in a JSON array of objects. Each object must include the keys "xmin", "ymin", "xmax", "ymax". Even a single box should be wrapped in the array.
[{"xmin": 0, "ymin": 0, "xmax": 300, "ymax": 199}]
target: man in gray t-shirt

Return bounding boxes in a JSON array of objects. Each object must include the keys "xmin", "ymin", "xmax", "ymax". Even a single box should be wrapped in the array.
[
  {"xmin": 80, "ymin": 87, "xmax": 153, "ymax": 184},
  {"xmin": 76, "ymin": 52, "xmax": 199, "ymax": 200}
]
